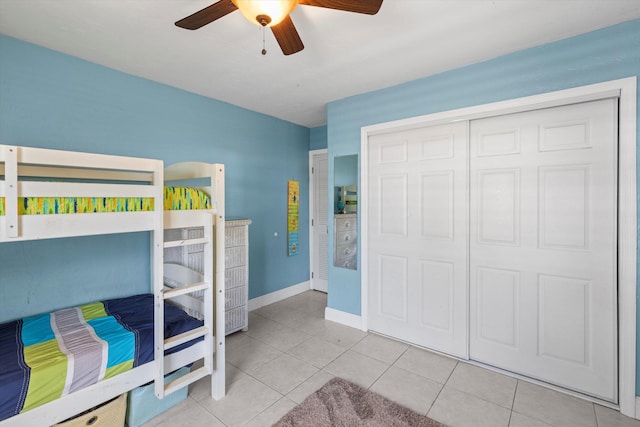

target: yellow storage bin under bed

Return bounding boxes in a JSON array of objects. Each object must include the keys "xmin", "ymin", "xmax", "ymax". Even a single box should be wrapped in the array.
[{"xmin": 54, "ymin": 393, "xmax": 127, "ymax": 427}]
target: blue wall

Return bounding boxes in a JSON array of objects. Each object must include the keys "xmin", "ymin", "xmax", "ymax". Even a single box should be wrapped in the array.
[
  {"xmin": 0, "ymin": 35, "xmax": 310, "ymax": 321},
  {"xmin": 309, "ymin": 125, "xmax": 327, "ymax": 150},
  {"xmin": 326, "ymin": 19, "xmax": 640, "ymax": 392}
]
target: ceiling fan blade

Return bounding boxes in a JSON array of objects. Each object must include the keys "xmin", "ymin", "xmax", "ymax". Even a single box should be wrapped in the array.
[
  {"xmin": 175, "ymin": 0, "xmax": 238, "ymax": 30},
  {"xmin": 298, "ymin": 0, "xmax": 383, "ymax": 15},
  {"xmin": 271, "ymin": 15, "xmax": 304, "ymax": 55}
]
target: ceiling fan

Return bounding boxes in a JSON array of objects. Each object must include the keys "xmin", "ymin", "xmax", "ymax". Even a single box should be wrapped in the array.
[{"xmin": 175, "ymin": 0, "xmax": 383, "ymax": 55}]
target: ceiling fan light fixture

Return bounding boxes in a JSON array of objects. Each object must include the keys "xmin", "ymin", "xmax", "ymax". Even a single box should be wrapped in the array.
[{"xmin": 232, "ymin": 0, "xmax": 298, "ymax": 27}]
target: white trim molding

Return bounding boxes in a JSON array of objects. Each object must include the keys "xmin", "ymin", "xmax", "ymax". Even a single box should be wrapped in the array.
[
  {"xmin": 325, "ymin": 306, "xmax": 363, "ymax": 330},
  {"xmin": 360, "ymin": 77, "xmax": 637, "ymax": 417},
  {"xmin": 636, "ymin": 396, "xmax": 640, "ymax": 420},
  {"xmin": 248, "ymin": 281, "xmax": 311, "ymax": 312}
]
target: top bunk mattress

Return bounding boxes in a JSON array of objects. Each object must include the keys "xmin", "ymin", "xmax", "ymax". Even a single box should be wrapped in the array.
[
  {"xmin": 0, "ymin": 294, "xmax": 202, "ymax": 421},
  {"xmin": 0, "ymin": 186, "xmax": 210, "ymax": 216}
]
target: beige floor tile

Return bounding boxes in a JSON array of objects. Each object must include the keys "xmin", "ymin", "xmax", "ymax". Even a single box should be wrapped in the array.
[
  {"xmin": 323, "ymin": 350, "xmax": 388, "ymax": 389},
  {"xmin": 286, "ymin": 370, "xmax": 336, "ymax": 404},
  {"xmin": 283, "ymin": 292, "xmax": 327, "ymax": 314},
  {"xmin": 446, "ymin": 362, "xmax": 517, "ymax": 409},
  {"xmin": 428, "ymin": 386, "xmax": 511, "ymax": 427},
  {"xmin": 248, "ymin": 353, "xmax": 318, "ymax": 394},
  {"xmin": 188, "ymin": 362, "xmax": 247, "ymax": 401},
  {"xmin": 246, "ymin": 312, "xmax": 284, "ymax": 336},
  {"xmin": 315, "ymin": 321, "xmax": 368, "ymax": 348},
  {"xmin": 287, "ymin": 336, "xmax": 347, "ymax": 368},
  {"xmin": 509, "ymin": 411, "xmax": 553, "ymax": 427},
  {"xmin": 226, "ymin": 336, "xmax": 282, "ymax": 371},
  {"xmin": 393, "ymin": 346, "xmax": 457, "ymax": 384},
  {"xmin": 513, "ymin": 381, "xmax": 597, "ymax": 427},
  {"xmin": 155, "ymin": 400, "xmax": 225, "ymax": 427},
  {"xmin": 225, "ymin": 330, "xmax": 252, "ymax": 351},
  {"xmin": 243, "ymin": 397, "xmax": 298, "ymax": 427},
  {"xmin": 594, "ymin": 404, "xmax": 640, "ymax": 427},
  {"xmin": 370, "ymin": 366, "xmax": 442, "ymax": 415},
  {"xmin": 254, "ymin": 303, "xmax": 309, "ymax": 328},
  {"xmin": 249, "ymin": 323, "xmax": 311, "ymax": 352},
  {"xmin": 141, "ymin": 396, "xmax": 225, "ymax": 427},
  {"xmin": 290, "ymin": 315, "xmax": 330, "ymax": 336},
  {"xmin": 140, "ymin": 396, "xmax": 194, "ymax": 426},
  {"xmin": 351, "ymin": 333, "xmax": 409, "ymax": 364},
  {"xmin": 198, "ymin": 376, "xmax": 282, "ymax": 427}
]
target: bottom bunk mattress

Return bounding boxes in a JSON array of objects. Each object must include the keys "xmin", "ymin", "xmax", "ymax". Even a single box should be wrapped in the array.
[{"xmin": 0, "ymin": 294, "xmax": 202, "ymax": 421}]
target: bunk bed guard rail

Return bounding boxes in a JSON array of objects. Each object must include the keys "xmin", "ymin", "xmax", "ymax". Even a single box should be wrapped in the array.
[{"xmin": 0, "ymin": 144, "xmax": 164, "ymax": 241}]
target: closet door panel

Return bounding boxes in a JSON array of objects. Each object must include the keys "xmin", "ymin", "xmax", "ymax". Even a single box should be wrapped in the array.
[
  {"xmin": 421, "ymin": 171, "xmax": 454, "ymax": 239},
  {"xmin": 378, "ymin": 254, "xmax": 408, "ymax": 321},
  {"xmin": 368, "ymin": 121, "xmax": 468, "ymax": 358},
  {"xmin": 469, "ymin": 99, "xmax": 618, "ymax": 402}
]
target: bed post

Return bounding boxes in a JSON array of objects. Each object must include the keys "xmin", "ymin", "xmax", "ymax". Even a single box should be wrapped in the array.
[
  {"xmin": 212, "ymin": 163, "xmax": 226, "ymax": 399},
  {"xmin": 2, "ymin": 145, "xmax": 19, "ymax": 238},
  {"xmin": 152, "ymin": 162, "xmax": 165, "ymax": 399}
]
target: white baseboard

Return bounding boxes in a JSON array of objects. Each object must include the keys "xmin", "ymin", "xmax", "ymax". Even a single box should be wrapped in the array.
[
  {"xmin": 325, "ymin": 307, "xmax": 364, "ymax": 331},
  {"xmin": 635, "ymin": 396, "xmax": 640, "ymax": 420},
  {"xmin": 248, "ymin": 281, "xmax": 311, "ymax": 311}
]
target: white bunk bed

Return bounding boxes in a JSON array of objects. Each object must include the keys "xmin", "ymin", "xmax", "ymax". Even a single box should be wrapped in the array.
[{"xmin": 0, "ymin": 146, "xmax": 225, "ymax": 426}]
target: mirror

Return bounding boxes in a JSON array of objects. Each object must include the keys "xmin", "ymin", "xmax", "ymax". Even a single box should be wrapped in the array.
[
  {"xmin": 334, "ymin": 155, "xmax": 358, "ymax": 214},
  {"xmin": 333, "ymin": 155, "xmax": 358, "ymax": 270}
]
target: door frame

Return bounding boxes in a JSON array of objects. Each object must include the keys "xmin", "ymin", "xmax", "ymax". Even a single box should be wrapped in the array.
[
  {"xmin": 309, "ymin": 148, "xmax": 328, "ymax": 292},
  {"xmin": 360, "ymin": 77, "xmax": 637, "ymax": 417}
]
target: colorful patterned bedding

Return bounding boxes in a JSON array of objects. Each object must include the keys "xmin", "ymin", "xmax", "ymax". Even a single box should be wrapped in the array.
[
  {"xmin": 0, "ymin": 186, "xmax": 210, "ymax": 216},
  {"xmin": 0, "ymin": 294, "xmax": 202, "ymax": 421}
]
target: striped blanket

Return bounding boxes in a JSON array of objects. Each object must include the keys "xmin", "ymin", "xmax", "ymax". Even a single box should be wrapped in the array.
[
  {"xmin": 0, "ymin": 186, "xmax": 210, "ymax": 216},
  {"xmin": 0, "ymin": 294, "xmax": 202, "ymax": 421}
]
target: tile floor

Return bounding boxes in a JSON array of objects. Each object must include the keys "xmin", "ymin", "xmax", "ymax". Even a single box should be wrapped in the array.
[{"xmin": 143, "ymin": 291, "xmax": 640, "ymax": 427}]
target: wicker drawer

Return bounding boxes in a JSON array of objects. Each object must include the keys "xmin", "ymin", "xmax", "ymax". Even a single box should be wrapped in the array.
[
  {"xmin": 225, "ymin": 266, "xmax": 247, "ymax": 289},
  {"xmin": 226, "ymin": 286, "xmax": 247, "ymax": 310},
  {"xmin": 226, "ymin": 305, "xmax": 247, "ymax": 334},
  {"xmin": 225, "ymin": 225, "xmax": 247, "ymax": 247},
  {"xmin": 225, "ymin": 246, "xmax": 246, "ymax": 268},
  {"xmin": 54, "ymin": 393, "xmax": 127, "ymax": 427}
]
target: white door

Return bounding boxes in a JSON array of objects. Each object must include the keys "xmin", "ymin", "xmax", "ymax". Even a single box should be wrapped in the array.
[
  {"xmin": 368, "ymin": 121, "xmax": 468, "ymax": 357},
  {"xmin": 469, "ymin": 99, "xmax": 618, "ymax": 402},
  {"xmin": 310, "ymin": 151, "xmax": 328, "ymax": 292}
]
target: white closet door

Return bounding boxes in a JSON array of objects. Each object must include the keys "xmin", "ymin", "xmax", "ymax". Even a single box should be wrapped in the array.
[
  {"xmin": 469, "ymin": 99, "xmax": 618, "ymax": 402},
  {"xmin": 368, "ymin": 121, "xmax": 468, "ymax": 357},
  {"xmin": 311, "ymin": 152, "xmax": 329, "ymax": 292}
]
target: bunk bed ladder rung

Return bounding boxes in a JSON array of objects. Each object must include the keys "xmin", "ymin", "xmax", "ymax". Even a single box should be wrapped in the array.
[
  {"xmin": 164, "ymin": 325, "xmax": 209, "ymax": 351},
  {"xmin": 163, "ymin": 236, "xmax": 209, "ymax": 249},
  {"xmin": 164, "ymin": 366, "xmax": 210, "ymax": 396},
  {"xmin": 163, "ymin": 281, "xmax": 209, "ymax": 299}
]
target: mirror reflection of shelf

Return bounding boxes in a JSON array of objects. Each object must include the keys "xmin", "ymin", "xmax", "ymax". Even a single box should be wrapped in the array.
[{"xmin": 336, "ymin": 184, "xmax": 357, "ymax": 214}]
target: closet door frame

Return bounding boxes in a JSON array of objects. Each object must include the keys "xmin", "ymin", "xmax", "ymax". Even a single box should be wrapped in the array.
[
  {"xmin": 359, "ymin": 77, "xmax": 637, "ymax": 418},
  {"xmin": 309, "ymin": 149, "xmax": 329, "ymax": 293}
]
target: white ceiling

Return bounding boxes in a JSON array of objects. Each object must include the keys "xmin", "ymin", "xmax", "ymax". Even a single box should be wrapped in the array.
[{"xmin": 1, "ymin": 0, "xmax": 638, "ymax": 128}]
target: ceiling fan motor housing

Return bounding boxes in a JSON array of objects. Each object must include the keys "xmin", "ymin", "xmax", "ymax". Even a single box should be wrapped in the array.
[
  {"xmin": 233, "ymin": 0, "xmax": 298, "ymax": 27},
  {"xmin": 256, "ymin": 14, "xmax": 272, "ymax": 26}
]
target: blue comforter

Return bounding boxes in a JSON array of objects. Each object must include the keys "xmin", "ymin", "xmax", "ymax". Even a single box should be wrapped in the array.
[{"xmin": 0, "ymin": 294, "xmax": 202, "ymax": 421}]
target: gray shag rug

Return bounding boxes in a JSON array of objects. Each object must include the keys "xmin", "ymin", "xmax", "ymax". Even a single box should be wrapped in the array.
[{"xmin": 274, "ymin": 377, "xmax": 446, "ymax": 427}]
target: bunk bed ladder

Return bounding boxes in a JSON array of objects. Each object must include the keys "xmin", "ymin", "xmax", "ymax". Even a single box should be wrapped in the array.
[{"xmin": 156, "ymin": 217, "xmax": 214, "ymax": 399}]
